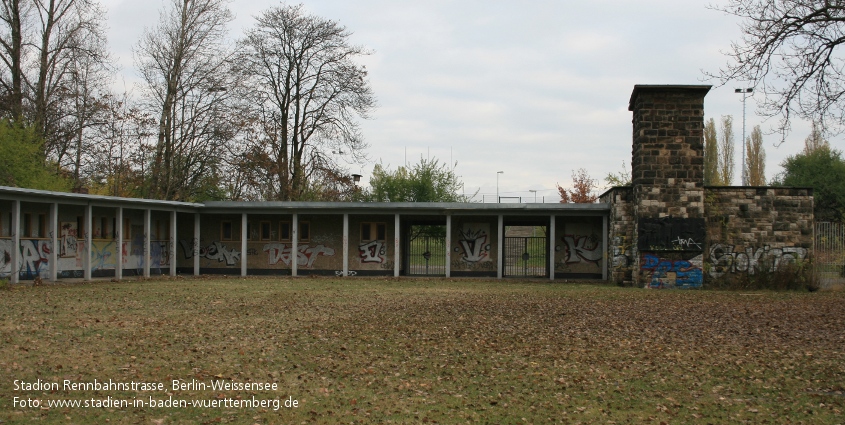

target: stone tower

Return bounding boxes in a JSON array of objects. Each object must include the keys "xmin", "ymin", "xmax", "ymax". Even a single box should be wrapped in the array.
[{"xmin": 628, "ymin": 85, "xmax": 711, "ymax": 288}]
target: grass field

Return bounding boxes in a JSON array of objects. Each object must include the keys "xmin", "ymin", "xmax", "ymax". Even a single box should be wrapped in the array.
[{"xmin": 2, "ymin": 277, "xmax": 844, "ymax": 424}]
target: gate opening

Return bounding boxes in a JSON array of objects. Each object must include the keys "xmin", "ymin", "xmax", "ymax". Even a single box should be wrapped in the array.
[
  {"xmin": 504, "ymin": 225, "xmax": 548, "ymax": 278},
  {"xmin": 406, "ymin": 224, "xmax": 446, "ymax": 276}
]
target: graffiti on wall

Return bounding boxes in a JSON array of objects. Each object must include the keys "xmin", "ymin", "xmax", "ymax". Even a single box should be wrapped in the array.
[
  {"xmin": 562, "ymin": 234, "xmax": 602, "ymax": 264},
  {"xmin": 179, "ymin": 240, "xmax": 241, "ymax": 266},
  {"xmin": 358, "ymin": 240, "xmax": 386, "ymax": 263},
  {"xmin": 455, "ymin": 224, "xmax": 491, "ymax": 264},
  {"xmin": 611, "ymin": 236, "xmax": 632, "ymax": 268},
  {"xmin": 59, "ymin": 222, "xmax": 78, "ymax": 258},
  {"xmin": 707, "ymin": 244, "xmax": 808, "ymax": 278},
  {"xmin": 0, "ymin": 239, "xmax": 54, "ymax": 278},
  {"xmin": 263, "ymin": 243, "xmax": 335, "ymax": 268},
  {"xmin": 637, "ymin": 217, "xmax": 705, "ymax": 251},
  {"xmin": 641, "ymin": 253, "xmax": 703, "ymax": 289}
]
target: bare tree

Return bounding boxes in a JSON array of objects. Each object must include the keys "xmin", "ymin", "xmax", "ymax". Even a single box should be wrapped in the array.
[
  {"xmin": 746, "ymin": 125, "xmax": 766, "ymax": 185},
  {"xmin": 0, "ymin": 0, "xmax": 29, "ymax": 118},
  {"xmin": 237, "ymin": 4, "xmax": 375, "ymax": 201},
  {"xmin": 704, "ymin": 117, "xmax": 720, "ymax": 186},
  {"xmin": 710, "ymin": 1, "xmax": 845, "ymax": 136},
  {"xmin": 135, "ymin": 0, "xmax": 238, "ymax": 201},
  {"xmin": 718, "ymin": 115, "xmax": 736, "ymax": 185},
  {"xmin": 0, "ymin": 0, "xmax": 111, "ymax": 186}
]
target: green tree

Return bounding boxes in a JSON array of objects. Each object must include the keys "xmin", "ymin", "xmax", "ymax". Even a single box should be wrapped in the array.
[
  {"xmin": 773, "ymin": 145, "xmax": 845, "ymax": 222},
  {"xmin": 0, "ymin": 119, "xmax": 69, "ymax": 190},
  {"xmin": 362, "ymin": 157, "xmax": 470, "ymax": 202},
  {"xmin": 704, "ymin": 117, "xmax": 720, "ymax": 185},
  {"xmin": 745, "ymin": 125, "xmax": 766, "ymax": 185}
]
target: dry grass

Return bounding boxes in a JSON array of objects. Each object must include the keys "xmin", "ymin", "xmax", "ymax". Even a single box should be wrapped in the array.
[{"xmin": 2, "ymin": 276, "xmax": 844, "ymax": 424}]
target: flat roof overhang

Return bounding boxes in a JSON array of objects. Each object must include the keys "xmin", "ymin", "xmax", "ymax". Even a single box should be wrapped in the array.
[
  {"xmin": 0, "ymin": 186, "xmax": 202, "ymax": 212},
  {"xmin": 0, "ymin": 186, "xmax": 609, "ymax": 216},
  {"xmin": 199, "ymin": 201, "xmax": 609, "ymax": 216}
]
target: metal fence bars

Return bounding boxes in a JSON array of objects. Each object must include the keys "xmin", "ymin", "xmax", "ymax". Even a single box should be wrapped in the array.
[
  {"xmin": 503, "ymin": 236, "xmax": 548, "ymax": 277},
  {"xmin": 815, "ymin": 222, "xmax": 845, "ymax": 288},
  {"xmin": 407, "ymin": 225, "xmax": 447, "ymax": 276}
]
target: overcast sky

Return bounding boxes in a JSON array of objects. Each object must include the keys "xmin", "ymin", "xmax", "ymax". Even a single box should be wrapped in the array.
[{"xmin": 101, "ymin": 0, "xmax": 821, "ymax": 202}]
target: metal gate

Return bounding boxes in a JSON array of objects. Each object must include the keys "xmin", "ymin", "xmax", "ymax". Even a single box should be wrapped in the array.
[
  {"xmin": 407, "ymin": 226, "xmax": 446, "ymax": 276},
  {"xmin": 504, "ymin": 236, "xmax": 547, "ymax": 277},
  {"xmin": 816, "ymin": 222, "xmax": 845, "ymax": 288}
]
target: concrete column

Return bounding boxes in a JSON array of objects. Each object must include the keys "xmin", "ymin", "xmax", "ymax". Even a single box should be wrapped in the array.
[
  {"xmin": 549, "ymin": 215, "xmax": 555, "ymax": 281},
  {"xmin": 170, "ymin": 210, "xmax": 177, "ymax": 277},
  {"xmin": 292, "ymin": 213, "xmax": 298, "ymax": 277},
  {"xmin": 143, "ymin": 209, "xmax": 151, "ymax": 278},
  {"xmin": 193, "ymin": 213, "xmax": 200, "ymax": 275},
  {"xmin": 342, "ymin": 214, "xmax": 349, "ymax": 277},
  {"xmin": 49, "ymin": 203, "xmax": 58, "ymax": 281},
  {"xmin": 394, "ymin": 214, "xmax": 400, "ymax": 277},
  {"xmin": 84, "ymin": 204, "xmax": 93, "ymax": 281},
  {"xmin": 602, "ymin": 215, "xmax": 608, "ymax": 281},
  {"xmin": 10, "ymin": 200, "xmax": 19, "ymax": 284},
  {"xmin": 445, "ymin": 215, "xmax": 451, "ymax": 277},
  {"xmin": 116, "ymin": 207, "xmax": 123, "ymax": 281},
  {"xmin": 497, "ymin": 214, "xmax": 503, "ymax": 279},
  {"xmin": 241, "ymin": 213, "xmax": 248, "ymax": 277}
]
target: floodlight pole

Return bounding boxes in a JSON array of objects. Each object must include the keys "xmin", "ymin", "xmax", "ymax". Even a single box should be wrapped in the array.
[
  {"xmin": 735, "ymin": 87, "xmax": 753, "ymax": 185},
  {"xmin": 496, "ymin": 171, "xmax": 504, "ymax": 203}
]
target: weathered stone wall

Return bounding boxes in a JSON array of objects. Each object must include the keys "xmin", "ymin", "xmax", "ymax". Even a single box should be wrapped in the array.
[
  {"xmin": 704, "ymin": 187, "xmax": 813, "ymax": 283},
  {"xmin": 614, "ymin": 84, "xmax": 815, "ymax": 288},
  {"xmin": 629, "ymin": 85, "xmax": 710, "ymax": 288},
  {"xmin": 600, "ymin": 186, "xmax": 634, "ymax": 285}
]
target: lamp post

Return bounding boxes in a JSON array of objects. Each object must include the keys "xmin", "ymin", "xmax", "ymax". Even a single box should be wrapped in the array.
[
  {"xmin": 496, "ymin": 171, "xmax": 504, "ymax": 203},
  {"xmin": 735, "ymin": 87, "xmax": 753, "ymax": 185},
  {"xmin": 529, "ymin": 189, "xmax": 537, "ymax": 203}
]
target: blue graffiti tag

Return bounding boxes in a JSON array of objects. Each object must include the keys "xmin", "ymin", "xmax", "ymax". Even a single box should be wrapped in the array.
[{"xmin": 641, "ymin": 253, "xmax": 703, "ymax": 289}]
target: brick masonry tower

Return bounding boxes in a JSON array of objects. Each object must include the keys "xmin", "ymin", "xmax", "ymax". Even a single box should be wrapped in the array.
[{"xmin": 628, "ymin": 85, "xmax": 711, "ymax": 288}]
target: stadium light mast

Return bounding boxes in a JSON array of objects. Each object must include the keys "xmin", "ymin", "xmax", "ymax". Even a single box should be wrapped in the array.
[{"xmin": 735, "ymin": 87, "xmax": 753, "ymax": 185}]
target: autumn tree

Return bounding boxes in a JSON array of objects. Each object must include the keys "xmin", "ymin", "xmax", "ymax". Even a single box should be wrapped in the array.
[
  {"xmin": 704, "ymin": 117, "xmax": 720, "ymax": 185},
  {"xmin": 717, "ymin": 115, "xmax": 735, "ymax": 185},
  {"xmin": 237, "ymin": 4, "xmax": 375, "ymax": 201},
  {"xmin": 711, "ymin": 1, "xmax": 845, "ymax": 136},
  {"xmin": 135, "ymin": 0, "xmax": 239, "ymax": 201},
  {"xmin": 804, "ymin": 121, "xmax": 830, "ymax": 154},
  {"xmin": 558, "ymin": 168, "xmax": 598, "ymax": 203},
  {"xmin": 745, "ymin": 125, "xmax": 766, "ymax": 185},
  {"xmin": 604, "ymin": 160, "xmax": 630, "ymax": 187}
]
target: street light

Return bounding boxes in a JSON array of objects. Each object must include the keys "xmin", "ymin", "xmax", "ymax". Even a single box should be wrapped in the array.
[
  {"xmin": 529, "ymin": 189, "xmax": 537, "ymax": 203},
  {"xmin": 735, "ymin": 87, "xmax": 753, "ymax": 185},
  {"xmin": 496, "ymin": 171, "xmax": 504, "ymax": 203}
]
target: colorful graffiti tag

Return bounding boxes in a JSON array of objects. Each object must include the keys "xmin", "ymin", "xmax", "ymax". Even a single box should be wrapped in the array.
[
  {"xmin": 263, "ymin": 243, "xmax": 335, "ymax": 268},
  {"xmin": 641, "ymin": 253, "xmax": 703, "ymax": 289},
  {"xmin": 0, "ymin": 239, "xmax": 52, "ymax": 278},
  {"xmin": 707, "ymin": 244, "xmax": 808, "ymax": 278},
  {"xmin": 358, "ymin": 240, "xmax": 386, "ymax": 263}
]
